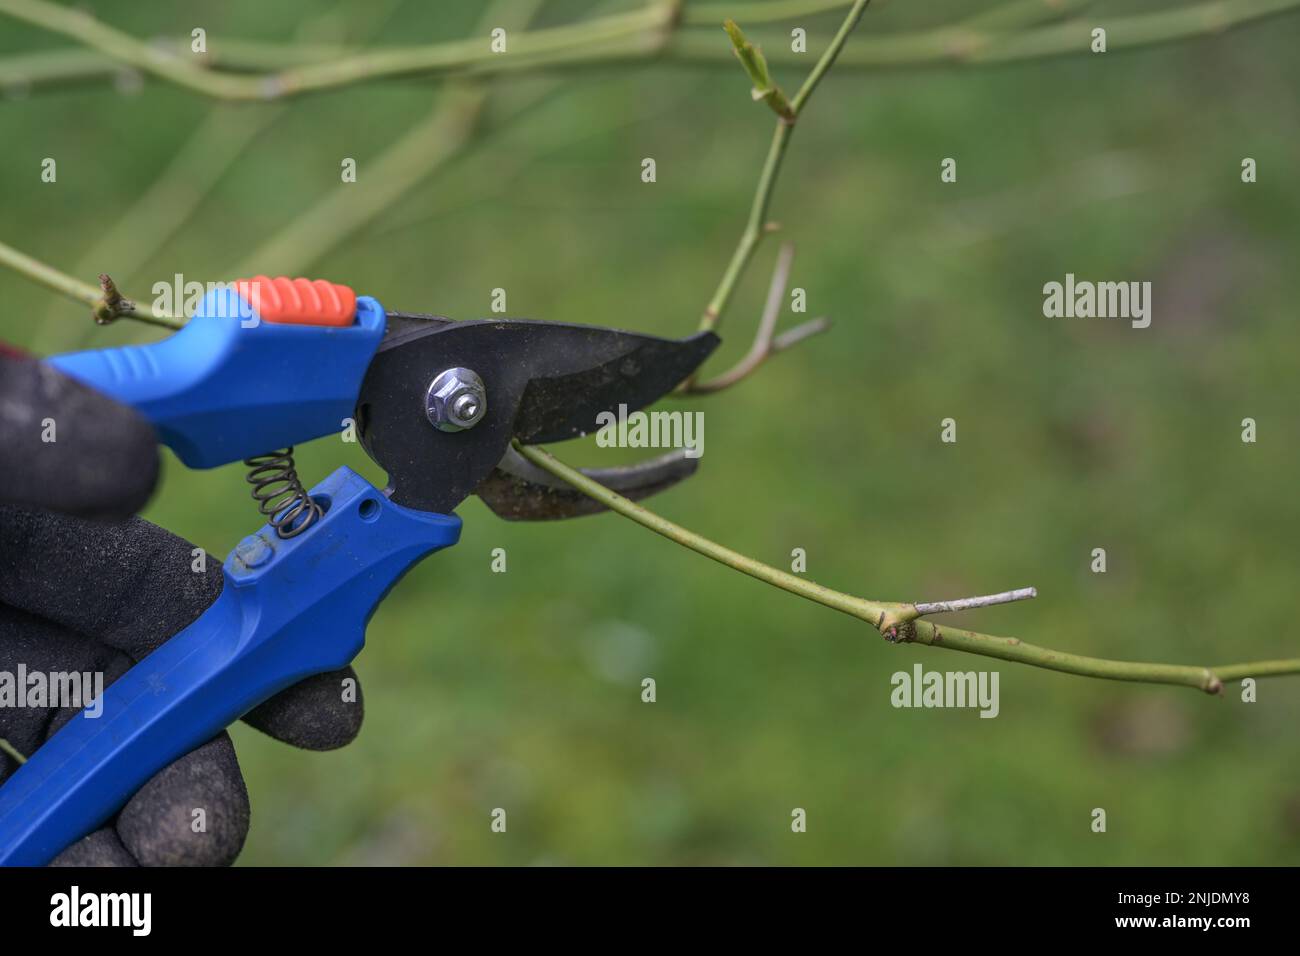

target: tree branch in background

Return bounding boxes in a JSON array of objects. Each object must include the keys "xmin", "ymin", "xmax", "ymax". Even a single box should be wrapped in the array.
[
  {"xmin": 226, "ymin": 0, "xmax": 571, "ymax": 280},
  {"xmin": 0, "ymin": 0, "xmax": 677, "ymax": 100},
  {"xmin": 33, "ymin": 0, "xmax": 409, "ymax": 355},
  {"xmin": 690, "ymin": 0, "xmax": 854, "ymax": 23},
  {"xmin": 3, "ymin": 0, "xmax": 1298, "ymax": 98},
  {"xmin": 224, "ymin": 83, "xmax": 489, "ymax": 277},
  {"xmin": 960, "ymin": 0, "xmax": 1097, "ymax": 31},
  {"xmin": 674, "ymin": 0, "xmax": 1300, "ymax": 70},
  {"xmin": 32, "ymin": 107, "xmax": 278, "ymax": 353}
]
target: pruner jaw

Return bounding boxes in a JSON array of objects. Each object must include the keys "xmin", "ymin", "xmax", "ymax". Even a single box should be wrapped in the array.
[
  {"xmin": 356, "ymin": 317, "xmax": 718, "ymax": 515},
  {"xmin": 475, "ymin": 446, "xmax": 700, "ymax": 520}
]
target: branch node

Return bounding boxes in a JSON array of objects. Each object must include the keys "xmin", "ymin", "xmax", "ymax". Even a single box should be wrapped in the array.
[
  {"xmin": 882, "ymin": 620, "xmax": 917, "ymax": 644},
  {"xmin": 91, "ymin": 272, "xmax": 133, "ymax": 325},
  {"xmin": 682, "ymin": 243, "xmax": 831, "ymax": 395}
]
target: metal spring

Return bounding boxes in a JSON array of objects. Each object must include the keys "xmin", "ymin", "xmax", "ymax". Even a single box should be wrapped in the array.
[{"xmin": 243, "ymin": 448, "xmax": 323, "ymax": 539}]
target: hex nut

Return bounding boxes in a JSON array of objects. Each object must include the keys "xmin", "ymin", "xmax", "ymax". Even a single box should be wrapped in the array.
[{"xmin": 425, "ymin": 367, "xmax": 487, "ymax": 432}]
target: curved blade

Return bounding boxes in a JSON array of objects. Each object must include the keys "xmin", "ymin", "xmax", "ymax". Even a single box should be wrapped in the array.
[
  {"xmin": 513, "ymin": 328, "xmax": 718, "ymax": 444},
  {"xmin": 476, "ymin": 447, "xmax": 699, "ymax": 520},
  {"xmin": 356, "ymin": 319, "xmax": 718, "ymax": 513}
]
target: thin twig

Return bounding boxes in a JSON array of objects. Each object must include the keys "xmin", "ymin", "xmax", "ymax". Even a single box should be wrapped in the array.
[
  {"xmin": 772, "ymin": 317, "xmax": 831, "ymax": 351},
  {"xmin": 684, "ymin": 0, "xmax": 867, "ymax": 395},
  {"xmin": 682, "ymin": 243, "xmax": 830, "ymax": 394},
  {"xmin": 695, "ymin": 0, "xmax": 871, "ymax": 381},
  {"xmin": 788, "ymin": 0, "xmax": 871, "ymax": 114},
  {"xmin": 514, "ymin": 442, "xmax": 1300, "ymax": 696},
  {"xmin": 697, "ymin": 120, "xmax": 792, "ymax": 336}
]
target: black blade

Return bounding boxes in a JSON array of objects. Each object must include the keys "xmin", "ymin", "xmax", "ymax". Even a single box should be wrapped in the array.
[
  {"xmin": 355, "ymin": 318, "xmax": 718, "ymax": 514},
  {"xmin": 383, "ymin": 310, "xmax": 454, "ymax": 340},
  {"xmin": 513, "ymin": 328, "xmax": 718, "ymax": 444},
  {"xmin": 476, "ymin": 447, "xmax": 699, "ymax": 520}
]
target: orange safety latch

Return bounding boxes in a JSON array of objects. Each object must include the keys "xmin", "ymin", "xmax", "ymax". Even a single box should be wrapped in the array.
[{"xmin": 233, "ymin": 276, "xmax": 358, "ymax": 327}]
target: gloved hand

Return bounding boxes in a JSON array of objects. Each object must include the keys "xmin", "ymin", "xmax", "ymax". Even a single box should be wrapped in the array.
[{"xmin": 0, "ymin": 349, "xmax": 363, "ymax": 865}]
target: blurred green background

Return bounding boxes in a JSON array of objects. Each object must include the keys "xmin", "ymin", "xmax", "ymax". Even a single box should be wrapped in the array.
[{"xmin": 2, "ymin": 0, "xmax": 1298, "ymax": 865}]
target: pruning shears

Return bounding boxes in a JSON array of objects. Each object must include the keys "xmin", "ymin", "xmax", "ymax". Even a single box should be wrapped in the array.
[{"xmin": 0, "ymin": 276, "xmax": 718, "ymax": 865}]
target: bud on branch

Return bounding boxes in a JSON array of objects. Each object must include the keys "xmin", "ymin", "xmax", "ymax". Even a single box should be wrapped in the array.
[{"xmin": 724, "ymin": 18, "xmax": 795, "ymax": 121}]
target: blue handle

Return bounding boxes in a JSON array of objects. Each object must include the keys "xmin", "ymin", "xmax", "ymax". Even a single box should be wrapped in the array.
[
  {"xmin": 0, "ymin": 467, "xmax": 460, "ymax": 866},
  {"xmin": 48, "ymin": 289, "xmax": 386, "ymax": 468}
]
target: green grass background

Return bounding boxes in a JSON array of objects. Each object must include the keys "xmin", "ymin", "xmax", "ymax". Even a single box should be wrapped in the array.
[{"xmin": 2, "ymin": 0, "xmax": 1298, "ymax": 864}]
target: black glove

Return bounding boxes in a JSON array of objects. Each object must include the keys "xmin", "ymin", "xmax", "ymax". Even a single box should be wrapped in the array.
[{"xmin": 0, "ymin": 351, "xmax": 363, "ymax": 865}]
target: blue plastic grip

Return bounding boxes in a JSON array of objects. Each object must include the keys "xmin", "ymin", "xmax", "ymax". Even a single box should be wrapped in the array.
[
  {"xmin": 0, "ymin": 467, "xmax": 461, "ymax": 866},
  {"xmin": 47, "ymin": 289, "xmax": 386, "ymax": 468}
]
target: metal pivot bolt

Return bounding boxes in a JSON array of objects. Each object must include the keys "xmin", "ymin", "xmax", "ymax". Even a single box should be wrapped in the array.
[{"xmin": 425, "ymin": 367, "xmax": 487, "ymax": 432}]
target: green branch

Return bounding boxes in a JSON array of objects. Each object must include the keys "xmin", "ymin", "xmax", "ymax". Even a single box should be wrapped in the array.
[
  {"xmin": 697, "ymin": 0, "xmax": 870, "ymax": 345},
  {"xmin": 0, "ymin": 238, "xmax": 181, "ymax": 329},
  {"xmin": 514, "ymin": 443, "xmax": 1300, "ymax": 695},
  {"xmin": 513, "ymin": 442, "xmax": 907, "ymax": 629},
  {"xmin": 789, "ymin": 0, "xmax": 870, "ymax": 113}
]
